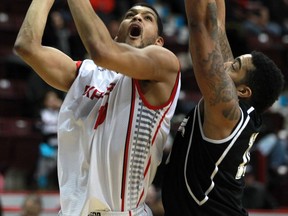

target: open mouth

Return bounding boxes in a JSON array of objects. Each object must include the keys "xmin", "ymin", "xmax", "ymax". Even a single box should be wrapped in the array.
[{"xmin": 129, "ymin": 24, "xmax": 142, "ymax": 38}]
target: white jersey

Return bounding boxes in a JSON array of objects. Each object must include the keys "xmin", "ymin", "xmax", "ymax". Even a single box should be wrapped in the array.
[{"xmin": 57, "ymin": 60, "xmax": 181, "ymax": 216}]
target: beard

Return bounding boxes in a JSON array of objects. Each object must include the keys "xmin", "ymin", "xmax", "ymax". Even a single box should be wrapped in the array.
[{"xmin": 126, "ymin": 38, "xmax": 156, "ymax": 49}]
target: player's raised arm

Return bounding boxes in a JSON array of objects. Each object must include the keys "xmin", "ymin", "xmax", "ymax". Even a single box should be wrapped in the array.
[
  {"xmin": 67, "ymin": 0, "xmax": 179, "ymax": 83},
  {"xmin": 185, "ymin": 0, "xmax": 241, "ymax": 135},
  {"xmin": 13, "ymin": 0, "xmax": 78, "ymax": 92},
  {"xmin": 215, "ymin": 0, "xmax": 234, "ymax": 62}
]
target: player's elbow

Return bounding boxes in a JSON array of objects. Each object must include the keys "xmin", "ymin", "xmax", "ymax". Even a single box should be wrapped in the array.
[{"xmin": 13, "ymin": 37, "xmax": 35, "ymax": 59}]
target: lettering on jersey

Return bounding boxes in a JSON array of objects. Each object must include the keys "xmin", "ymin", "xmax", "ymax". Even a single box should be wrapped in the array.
[
  {"xmin": 178, "ymin": 117, "xmax": 189, "ymax": 137},
  {"xmin": 88, "ymin": 212, "xmax": 101, "ymax": 216},
  {"xmin": 83, "ymin": 83, "xmax": 116, "ymax": 100},
  {"xmin": 83, "ymin": 85, "xmax": 104, "ymax": 99},
  {"xmin": 94, "ymin": 103, "xmax": 108, "ymax": 129},
  {"xmin": 235, "ymin": 132, "xmax": 259, "ymax": 179},
  {"xmin": 82, "ymin": 83, "xmax": 116, "ymax": 129}
]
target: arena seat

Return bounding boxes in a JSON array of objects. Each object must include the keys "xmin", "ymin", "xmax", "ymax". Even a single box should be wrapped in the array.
[{"xmin": 0, "ymin": 117, "xmax": 42, "ymax": 182}]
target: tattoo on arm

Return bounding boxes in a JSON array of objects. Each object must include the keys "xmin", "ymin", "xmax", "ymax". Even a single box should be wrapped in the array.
[
  {"xmin": 208, "ymin": 3, "xmax": 218, "ymax": 41},
  {"xmin": 203, "ymin": 50, "xmax": 239, "ymax": 120},
  {"xmin": 195, "ymin": 3, "xmax": 239, "ymax": 121},
  {"xmin": 219, "ymin": 29, "xmax": 234, "ymax": 62},
  {"xmin": 210, "ymin": 3, "xmax": 238, "ymax": 120}
]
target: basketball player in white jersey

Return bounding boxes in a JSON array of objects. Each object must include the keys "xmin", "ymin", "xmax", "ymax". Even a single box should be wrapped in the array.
[{"xmin": 14, "ymin": 0, "xmax": 181, "ymax": 215}]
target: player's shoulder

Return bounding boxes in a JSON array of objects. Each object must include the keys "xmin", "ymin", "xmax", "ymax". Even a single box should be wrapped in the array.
[
  {"xmin": 80, "ymin": 59, "xmax": 96, "ymax": 69},
  {"xmin": 145, "ymin": 44, "xmax": 177, "ymax": 58}
]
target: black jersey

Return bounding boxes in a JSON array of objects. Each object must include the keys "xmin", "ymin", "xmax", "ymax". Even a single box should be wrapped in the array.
[{"xmin": 162, "ymin": 100, "xmax": 262, "ymax": 216}]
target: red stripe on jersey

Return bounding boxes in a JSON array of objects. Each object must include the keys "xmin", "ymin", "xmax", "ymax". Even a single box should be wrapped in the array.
[
  {"xmin": 136, "ymin": 157, "xmax": 151, "ymax": 206},
  {"xmin": 121, "ymin": 80, "xmax": 136, "ymax": 211},
  {"xmin": 136, "ymin": 189, "xmax": 145, "ymax": 207},
  {"xmin": 134, "ymin": 71, "xmax": 180, "ymax": 110},
  {"xmin": 75, "ymin": 61, "xmax": 83, "ymax": 76},
  {"xmin": 144, "ymin": 157, "xmax": 151, "ymax": 177},
  {"xmin": 76, "ymin": 61, "xmax": 82, "ymax": 69},
  {"xmin": 151, "ymin": 102, "xmax": 172, "ymax": 146}
]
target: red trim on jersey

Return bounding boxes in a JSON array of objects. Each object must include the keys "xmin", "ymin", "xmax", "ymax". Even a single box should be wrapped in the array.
[
  {"xmin": 76, "ymin": 61, "xmax": 83, "ymax": 76},
  {"xmin": 134, "ymin": 70, "xmax": 180, "ymax": 110},
  {"xmin": 144, "ymin": 157, "xmax": 151, "ymax": 177},
  {"xmin": 151, "ymin": 102, "xmax": 173, "ymax": 146},
  {"xmin": 136, "ymin": 189, "xmax": 145, "ymax": 207},
  {"xmin": 76, "ymin": 61, "xmax": 82, "ymax": 69},
  {"xmin": 121, "ymin": 80, "xmax": 136, "ymax": 211}
]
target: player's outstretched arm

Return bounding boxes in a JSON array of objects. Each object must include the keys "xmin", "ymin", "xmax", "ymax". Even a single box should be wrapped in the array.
[
  {"xmin": 67, "ymin": 0, "xmax": 179, "ymax": 83},
  {"xmin": 14, "ymin": 0, "xmax": 77, "ymax": 92},
  {"xmin": 185, "ymin": 0, "xmax": 240, "ymax": 137},
  {"xmin": 215, "ymin": 0, "xmax": 234, "ymax": 62}
]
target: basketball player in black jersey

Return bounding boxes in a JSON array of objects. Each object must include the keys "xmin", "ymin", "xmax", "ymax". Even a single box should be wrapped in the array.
[{"xmin": 162, "ymin": 0, "xmax": 285, "ymax": 216}]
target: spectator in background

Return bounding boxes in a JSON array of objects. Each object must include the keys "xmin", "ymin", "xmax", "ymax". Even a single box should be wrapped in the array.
[
  {"xmin": 260, "ymin": 0, "xmax": 288, "ymax": 35},
  {"xmin": 35, "ymin": 91, "xmax": 62, "ymax": 189},
  {"xmin": 242, "ymin": 165, "xmax": 278, "ymax": 209},
  {"xmin": 25, "ymin": 72, "xmax": 64, "ymax": 118},
  {"xmin": 20, "ymin": 193, "xmax": 43, "ymax": 216},
  {"xmin": 242, "ymin": 1, "xmax": 282, "ymax": 37},
  {"xmin": 226, "ymin": 0, "xmax": 249, "ymax": 21},
  {"xmin": 256, "ymin": 132, "xmax": 288, "ymax": 172},
  {"xmin": 50, "ymin": 10, "xmax": 71, "ymax": 56},
  {"xmin": 256, "ymin": 112, "xmax": 288, "ymax": 173},
  {"xmin": 89, "ymin": 0, "xmax": 115, "ymax": 25}
]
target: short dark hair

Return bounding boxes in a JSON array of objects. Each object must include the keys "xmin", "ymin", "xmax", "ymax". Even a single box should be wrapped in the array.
[
  {"xmin": 132, "ymin": 2, "xmax": 163, "ymax": 37},
  {"xmin": 245, "ymin": 51, "xmax": 285, "ymax": 113}
]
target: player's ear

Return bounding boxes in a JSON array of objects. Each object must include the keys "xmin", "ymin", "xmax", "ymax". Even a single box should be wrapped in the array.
[
  {"xmin": 155, "ymin": 36, "xmax": 164, "ymax": 46},
  {"xmin": 237, "ymin": 85, "xmax": 252, "ymax": 98}
]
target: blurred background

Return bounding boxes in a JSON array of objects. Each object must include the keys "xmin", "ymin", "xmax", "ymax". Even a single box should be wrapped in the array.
[{"xmin": 0, "ymin": 0, "xmax": 287, "ymax": 215}]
